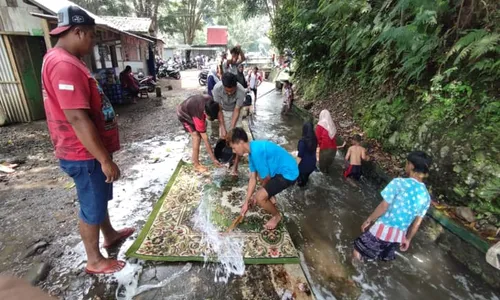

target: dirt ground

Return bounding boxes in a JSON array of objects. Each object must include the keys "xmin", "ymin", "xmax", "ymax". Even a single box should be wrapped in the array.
[{"xmin": 0, "ymin": 75, "xmax": 200, "ymax": 293}]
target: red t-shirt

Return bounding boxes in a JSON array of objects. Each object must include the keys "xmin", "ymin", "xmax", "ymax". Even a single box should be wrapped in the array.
[
  {"xmin": 316, "ymin": 125, "xmax": 337, "ymax": 150},
  {"xmin": 42, "ymin": 48, "xmax": 120, "ymax": 160}
]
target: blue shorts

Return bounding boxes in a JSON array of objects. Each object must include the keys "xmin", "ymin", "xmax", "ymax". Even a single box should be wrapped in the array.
[{"xmin": 60, "ymin": 159, "xmax": 113, "ymax": 225}]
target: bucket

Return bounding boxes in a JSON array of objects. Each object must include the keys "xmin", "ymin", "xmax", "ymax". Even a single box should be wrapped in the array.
[{"xmin": 214, "ymin": 139, "xmax": 234, "ymax": 163}]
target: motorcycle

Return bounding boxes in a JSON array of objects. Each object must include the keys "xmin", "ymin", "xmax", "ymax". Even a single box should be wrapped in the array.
[
  {"xmin": 158, "ymin": 65, "xmax": 181, "ymax": 80},
  {"xmin": 136, "ymin": 72, "xmax": 156, "ymax": 92},
  {"xmin": 198, "ymin": 70, "xmax": 208, "ymax": 86}
]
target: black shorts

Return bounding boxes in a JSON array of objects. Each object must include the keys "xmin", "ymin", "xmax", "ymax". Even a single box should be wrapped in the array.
[{"xmin": 263, "ymin": 174, "xmax": 296, "ymax": 198}]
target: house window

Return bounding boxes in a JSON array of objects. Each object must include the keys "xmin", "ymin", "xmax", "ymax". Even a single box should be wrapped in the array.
[{"xmin": 6, "ymin": 0, "xmax": 18, "ymax": 7}]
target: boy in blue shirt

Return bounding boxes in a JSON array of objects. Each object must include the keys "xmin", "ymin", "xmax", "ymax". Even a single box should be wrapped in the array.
[
  {"xmin": 353, "ymin": 151, "xmax": 432, "ymax": 261},
  {"xmin": 228, "ymin": 128, "xmax": 299, "ymax": 230}
]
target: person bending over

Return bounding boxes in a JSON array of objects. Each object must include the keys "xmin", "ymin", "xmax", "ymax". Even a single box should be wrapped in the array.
[
  {"xmin": 177, "ymin": 94, "xmax": 222, "ymax": 172},
  {"xmin": 228, "ymin": 128, "xmax": 298, "ymax": 230}
]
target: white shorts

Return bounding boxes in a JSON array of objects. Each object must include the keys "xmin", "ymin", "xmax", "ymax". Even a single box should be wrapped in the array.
[{"xmin": 221, "ymin": 110, "xmax": 242, "ymax": 136}]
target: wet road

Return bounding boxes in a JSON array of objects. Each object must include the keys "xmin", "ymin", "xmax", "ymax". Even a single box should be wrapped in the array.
[
  {"xmin": 249, "ymin": 87, "xmax": 500, "ymax": 300},
  {"xmin": 2, "ymin": 70, "xmax": 498, "ymax": 299}
]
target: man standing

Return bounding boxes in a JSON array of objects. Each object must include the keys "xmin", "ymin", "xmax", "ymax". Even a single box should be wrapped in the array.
[
  {"xmin": 177, "ymin": 95, "xmax": 222, "ymax": 172},
  {"xmin": 42, "ymin": 6, "xmax": 134, "ymax": 274},
  {"xmin": 224, "ymin": 45, "xmax": 246, "ymax": 75},
  {"xmin": 212, "ymin": 73, "xmax": 246, "ymax": 175},
  {"xmin": 247, "ymin": 66, "xmax": 262, "ymax": 104}
]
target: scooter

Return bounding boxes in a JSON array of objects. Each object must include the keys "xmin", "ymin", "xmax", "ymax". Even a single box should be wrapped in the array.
[
  {"xmin": 158, "ymin": 65, "xmax": 181, "ymax": 80},
  {"xmin": 136, "ymin": 72, "xmax": 156, "ymax": 92},
  {"xmin": 198, "ymin": 70, "xmax": 208, "ymax": 86}
]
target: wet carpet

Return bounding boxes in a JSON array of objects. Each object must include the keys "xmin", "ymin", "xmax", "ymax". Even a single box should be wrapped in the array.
[{"xmin": 126, "ymin": 160, "xmax": 299, "ymax": 264}]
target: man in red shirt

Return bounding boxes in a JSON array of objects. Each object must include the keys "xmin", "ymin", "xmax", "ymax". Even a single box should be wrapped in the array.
[
  {"xmin": 42, "ymin": 5, "xmax": 134, "ymax": 274},
  {"xmin": 177, "ymin": 95, "xmax": 221, "ymax": 172}
]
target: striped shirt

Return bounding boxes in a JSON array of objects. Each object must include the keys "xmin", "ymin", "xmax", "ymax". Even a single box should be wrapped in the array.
[{"xmin": 369, "ymin": 222, "xmax": 406, "ymax": 243}]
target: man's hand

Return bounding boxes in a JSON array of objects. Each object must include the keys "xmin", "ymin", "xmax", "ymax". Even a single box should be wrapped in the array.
[
  {"xmin": 212, "ymin": 158, "xmax": 223, "ymax": 167},
  {"xmin": 361, "ymin": 219, "xmax": 371, "ymax": 232},
  {"xmin": 400, "ymin": 238, "xmax": 411, "ymax": 251},
  {"xmin": 240, "ymin": 201, "xmax": 249, "ymax": 216},
  {"xmin": 101, "ymin": 160, "xmax": 121, "ymax": 183},
  {"xmin": 220, "ymin": 127, "xmax": 227, "ymax": 139}
]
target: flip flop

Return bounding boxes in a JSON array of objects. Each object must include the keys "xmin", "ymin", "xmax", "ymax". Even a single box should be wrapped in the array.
[
  {"xmin": 85, "ymin": 259, "xmax": 125, "ymax": 275},
  {"xmin": 103, "ymin": 227, "xmax": 135, "ymax": 249}
]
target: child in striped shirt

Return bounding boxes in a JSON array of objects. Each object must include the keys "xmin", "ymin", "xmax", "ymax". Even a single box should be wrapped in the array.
[{"xmin": 353, "ymin": 151, "xmax": 432, "ymax": 261}]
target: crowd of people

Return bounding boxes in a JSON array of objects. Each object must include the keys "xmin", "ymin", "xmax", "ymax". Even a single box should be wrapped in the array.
[{"xmin": 34, "ymin": 4, "xmax": 434, "ymax": 283}]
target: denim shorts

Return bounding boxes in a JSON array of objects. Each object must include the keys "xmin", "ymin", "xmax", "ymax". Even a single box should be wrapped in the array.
[{"xmin": 60, "ymin": 159, "xmax": 113, "ymax": 225}]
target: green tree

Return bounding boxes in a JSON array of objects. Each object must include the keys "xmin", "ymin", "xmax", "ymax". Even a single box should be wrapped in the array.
[
  {"xmin": 72, "ymin": 0, "xmax": 131, "ymax": 16},
  {"xmin": 132, "ymin": 0, "xmax": 165, "ymax": 33}
]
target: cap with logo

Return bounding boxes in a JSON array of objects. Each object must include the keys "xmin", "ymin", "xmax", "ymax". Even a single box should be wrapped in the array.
[{"xmin": 49, "ymin": 5, "xmax": 96, "ymax": 36}]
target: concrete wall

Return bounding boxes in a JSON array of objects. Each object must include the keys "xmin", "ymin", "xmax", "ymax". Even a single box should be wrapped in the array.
[
  {"xmin": 0, "ymin": 0, "xmax": 44, "ymax": 35},
  {"xmin": 163, "ymin": 48, "xmax": 174, "ymax": 60}
]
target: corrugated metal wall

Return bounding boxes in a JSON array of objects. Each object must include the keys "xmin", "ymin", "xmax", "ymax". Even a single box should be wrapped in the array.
[{"xmin": 0, "ymin": 35, "xmax": 31, "ymax": 123}]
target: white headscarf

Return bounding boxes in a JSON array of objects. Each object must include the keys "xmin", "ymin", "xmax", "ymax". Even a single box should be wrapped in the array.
[
  {"xmin": 207, "ymin": 65, "xmax": 219, "ymax": 83},
  {"xmin": 318, "ymin": 110, "xmax": 337, "ymax": 139}
]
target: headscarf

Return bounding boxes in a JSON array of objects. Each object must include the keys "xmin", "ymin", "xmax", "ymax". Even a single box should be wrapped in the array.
[
  {"xmin": 207, "ymin": 65, "xmax": 219, "ymax": 83},
  {"xmin": 302, "ymin": 121, "xmax": 318, "ymax": 152},
  {"xmin": 318, "ymin": 110, "xmax": 337, "ymax": 139}
]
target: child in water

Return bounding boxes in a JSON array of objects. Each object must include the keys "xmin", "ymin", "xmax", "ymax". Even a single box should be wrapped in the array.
[
  {"xmin": 353, "ymin": 151, "xmax": 432, "ymax": 262},
  {"xmin": 297, "ymin": 122, "xmax": 318, "ymax": 187},
  {"xmin": 281, "ymin": 80, "xmax": 293, "ymax": 114},
  {"xmin": 344, "ymin": 134, "xmax": 367, "ymax": 181}
]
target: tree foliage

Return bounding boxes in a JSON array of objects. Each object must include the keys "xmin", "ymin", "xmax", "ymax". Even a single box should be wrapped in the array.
[
  {"xmin": 271, "ymin": 0, "xmax": 500, "ymax": 212},
  {"xmin": 72, "ymin": 0, "xmax": 131, "ymax": 16},
  {"xmin": 132, "ymin": 0, "xmax": 164, "ymax": 33},
  {"xmin": 158, "ymin": 0, "xmax": 237, "ymax": 44}
]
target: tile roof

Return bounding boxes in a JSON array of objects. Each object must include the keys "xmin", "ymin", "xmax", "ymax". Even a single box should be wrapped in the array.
[{"xmin": 100, "ymin": 16, "xmax": 152, "ymax": 34}]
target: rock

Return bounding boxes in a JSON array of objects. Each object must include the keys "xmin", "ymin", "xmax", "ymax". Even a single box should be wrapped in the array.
[
  {"xmin": 487, "ymin": 215, "xmax": 498, "ymax": 225},
  {"xmin": 23, "ymin": 240, "xmax": 49, "ymax": 259},
  {"xmin": 440, "ymin": 146, "xmax": 450, "ymax": 158},
  {"xmin": 24, "ymin": 262, "xmax": 51, "ymax": 285},
  {"xmin": 482, "ymin": 224, "xmax": 499, "ymax": 236},
  {"xmin": 479, "ymin": 219, "xmax": 489, "ymax": 226},
  {"xmin": 455, "ymin": 207, "xmax": 475, "ymax": 223}
]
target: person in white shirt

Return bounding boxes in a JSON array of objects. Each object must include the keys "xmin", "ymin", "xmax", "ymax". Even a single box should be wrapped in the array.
[{"xmin": 247, "ymin": 66, "xmax": 262, "ymax": 106}]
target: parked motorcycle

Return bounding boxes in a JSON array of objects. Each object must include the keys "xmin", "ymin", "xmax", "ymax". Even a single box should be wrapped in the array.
[
  {"xmin": 158, "ymin": 65, "xmax": 181, "ymax": 80},
  {"xmin": 198, "ymin": 70, "xmax": 208, "ymax": 86},
  {"xmin": 136, "ymin": 72, "xmax": 156, "ymax": 92}
]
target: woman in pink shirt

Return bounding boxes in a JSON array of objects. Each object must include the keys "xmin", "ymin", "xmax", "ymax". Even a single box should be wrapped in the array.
[{"xmin": 316, "ymin": 110, "xmax": 345, "ymax": 174}]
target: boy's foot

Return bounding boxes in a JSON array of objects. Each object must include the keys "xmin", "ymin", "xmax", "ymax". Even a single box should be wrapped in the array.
[
  {"xmin": 194, "ymin": 164, "xmax": 208, "ymax": 173},
  {"xmin": 103, "ymin": 227, "xmax": 135, "ymax": 249},
  {"xmin": 230, "ymin": 169, "xmax": 238, "ymax": 176},
  {"xmin": 352, "ymin": 249, "xmax": 362, "ymax": 262},
  {"xmin": 264, "ymin": 214, "xmax": 282, "ymax": 230},
  {"xmin": 85, "ymin": 258, "xmax": 126, "ymax": 275}
]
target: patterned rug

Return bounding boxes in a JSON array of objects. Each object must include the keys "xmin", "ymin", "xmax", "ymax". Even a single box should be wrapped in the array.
[{"xmin": 125, "ymin": 159, "xmax": 299, "ymax": 264}]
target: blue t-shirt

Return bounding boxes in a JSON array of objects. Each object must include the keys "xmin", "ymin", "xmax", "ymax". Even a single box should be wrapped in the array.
[
  {"xmin": 297, "ymin": 139, "xmax": 316, "ymax": 174},
  {"xmin": 378, "ymin": 178, "xmax": 431, "ymax": 231},
  {"xmin": 248, "ymin": 140, "xmax": 299, "ymax": 181}
]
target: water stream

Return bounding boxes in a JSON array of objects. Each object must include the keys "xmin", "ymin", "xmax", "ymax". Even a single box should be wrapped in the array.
[{"xmin": 249, "ymin": 84, "xmax": 500, "ymax": 299}]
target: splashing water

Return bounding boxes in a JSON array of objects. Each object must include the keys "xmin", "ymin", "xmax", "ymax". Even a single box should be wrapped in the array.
[{"xmin": 193, "ymin": 179, "xmax": 246, "ymax": 283}]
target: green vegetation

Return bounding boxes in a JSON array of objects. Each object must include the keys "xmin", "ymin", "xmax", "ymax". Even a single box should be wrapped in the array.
[{"xmin": 271, "ymin": 0, "xmax": 499, "ymax": 215}]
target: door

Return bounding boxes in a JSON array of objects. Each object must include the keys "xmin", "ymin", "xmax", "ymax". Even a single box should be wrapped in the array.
[{"xmin": 9, "ymin": 35, "xmax": 47, "ymax": 120}]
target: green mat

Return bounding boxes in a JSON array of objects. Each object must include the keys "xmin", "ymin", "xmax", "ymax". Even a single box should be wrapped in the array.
[{"xmin": 125, "ymin": 159, "xmax": 299, "ymax": 264}]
